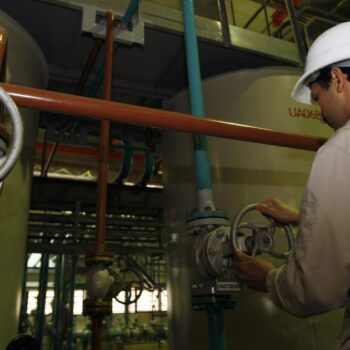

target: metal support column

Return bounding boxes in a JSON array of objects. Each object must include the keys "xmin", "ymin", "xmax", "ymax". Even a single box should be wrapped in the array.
[
  {"xmin": 66, "ymin": 201, "xmax": 80, "ymax": 350},
  {"xmin": 217, "ymin": 0, "xmax": 231, "ymax": 46},
  {"xmin": 284, "ymin": 0, "xmax": 307, "ymax": 65}
]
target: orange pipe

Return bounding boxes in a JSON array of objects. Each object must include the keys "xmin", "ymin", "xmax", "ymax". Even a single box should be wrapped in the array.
[
  {"xmin": 91, "ymin": 314, "xmax": 103, "ymax": 350},
  {"xmin": 75, "ymin": 38, "xmax": 103, "ymax": 95},
  {"xmin": 0, "ymin": 27, "xmax": 7, "ymax": 81},
  {"xmin": 96, "ymin": 10, "xmax": 114, "ymax": 256},
  {"xmin": 2, "ymin": 83, "xmax": 326, "ymax": 152},
  {"xmin": 91, "ymin": 11, "xmax": 114, "ymax": 350}
]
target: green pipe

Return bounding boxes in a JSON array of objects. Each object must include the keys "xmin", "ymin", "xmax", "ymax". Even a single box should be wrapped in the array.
[
  {"xmin": 67, "ymin": 201, "xmax": 80, "ymax": 350},
  {"xmin": 18, "ymin": 253, "xmax": 29, "ymax": 333},
  {"xmin": 115, "ymin": 137, "xmax": 133, "ymax": 183},
  {"xmin": 53, "ymin": 254, "xmax": 63, "ymax": 350},
  {"xmin": 136, "ymin": 149, "xmax": 155, "ymax": 187},
  {"xmin": 36, "ymin": 254, "xmax": 49, "ymax": 348},
  {"xmin": 124, "ymin": 303, "xmax": 129, "ymax": 327},
  {"xmin": 67, "ymin": 255, "xmax": 78, "ymax": 350}
]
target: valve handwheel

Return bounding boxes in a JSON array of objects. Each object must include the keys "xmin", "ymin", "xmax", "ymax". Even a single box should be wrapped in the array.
[
  {"xmin": 231, "ymin": 203, "xmax": 294, "ymax": 260},
  {"xmin": 0, "ymin": 86, "xmax": 23, "ymax": 181},
  {"xmin": 114, "ymin": 268, "xmax": 143, "ymax": 305}
]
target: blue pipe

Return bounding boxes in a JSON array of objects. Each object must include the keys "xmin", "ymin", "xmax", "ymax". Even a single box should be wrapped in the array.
[
  {"xmin": 181, "ymin": 0, "xmax": 213, "ymax": 203},
  {"xmin": 121, "ymin": 0, "xmax": 140, "ymax": 26},
  {"xmin": 206, "ymin": 304, "xmax": 226, "ymax": 350},
  {"xmin": 181, "ymin": 4, "xmax": 226, "ymax": 350}
]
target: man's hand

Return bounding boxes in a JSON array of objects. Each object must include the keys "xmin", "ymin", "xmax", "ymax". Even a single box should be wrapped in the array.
[
  {"xmin": 256, "ymin": 198, "xmax": 299, "ymax": 226},
  {"xmin": 232, "ymin": 251, "xmax": 275, "ymax": 293}
]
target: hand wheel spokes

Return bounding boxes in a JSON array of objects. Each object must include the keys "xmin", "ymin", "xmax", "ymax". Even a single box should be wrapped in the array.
[{"xmin": 231, "ymin": 204, "xmax": 293, "ymax": 260}]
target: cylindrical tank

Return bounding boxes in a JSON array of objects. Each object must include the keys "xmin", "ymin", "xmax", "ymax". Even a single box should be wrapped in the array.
[
  {"xmin": 0, "ymin": 10, "xmax": 48, "ymax": 349},
  {"xmin": 162, "ymin": 67, "xmax": 338, "ymax": 349}
]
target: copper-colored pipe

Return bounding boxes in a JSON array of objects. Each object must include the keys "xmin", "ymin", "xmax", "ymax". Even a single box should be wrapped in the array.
[
  {"xmin": 0, "ymin": 27, "xmax": 7, "ymax": 82},
  {"xmin": 91, "ymin": 314, "xmax": 103, "ymax": 350},
  {"xmin": 41, "ymin": 38, "xmax": 104, "ymax": 177},
  {"xmin": 96, "ymin": 11, "xmax": 114, "ymax": 256},
  {"xmin": 75, "ymin": 38, "xmax": 103, "ymax": 95},
  {"xmin": 2, "ymin": 83, "xmax": 326, "ymax": 151},
  {"xmin": 91, "ymin": 11, "xmax": 114, "ymax": 350}
]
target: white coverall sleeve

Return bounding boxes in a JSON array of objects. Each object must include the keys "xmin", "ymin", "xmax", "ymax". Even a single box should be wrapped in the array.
[{"xmin": 267, "ymin": 143, "xmax": 350, "ymax": 317}]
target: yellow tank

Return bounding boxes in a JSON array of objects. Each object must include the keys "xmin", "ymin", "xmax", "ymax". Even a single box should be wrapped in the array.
[
  {"xmin": 0, "ymin": 9, "xmax": 47, "ymax": 349},
  {"xmin": 162, "ymin": 67, "xmax": 337, "ymax": 350}
]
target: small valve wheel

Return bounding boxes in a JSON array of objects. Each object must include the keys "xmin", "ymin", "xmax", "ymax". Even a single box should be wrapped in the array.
[
  {"xmin": 231, "ymin": 204, "xmax": 294, "ymax": 260},
  {"xmin": 114, "ymin": 268, "xmax": 143, "ymax": 305}
]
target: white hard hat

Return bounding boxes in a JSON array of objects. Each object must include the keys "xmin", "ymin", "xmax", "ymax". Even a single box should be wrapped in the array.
[{"xmin": 291, "ymin": 21, "xmax": 350, "ymax": 104}]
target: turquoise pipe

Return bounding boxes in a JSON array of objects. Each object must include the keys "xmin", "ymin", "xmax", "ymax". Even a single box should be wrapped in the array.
[
  {"xmin": 53, "ymin": 255, "xmax": 63, "ymax": 350},
  {"xmin": 19, "ymin": 254, "xmax": 29, "ymax": 332},
  {"xmin": 121, "ymin": 0, "xmax": 140, "ymax": 26},
  {"xmin": 181, "ymin": 0, "xmax": 213, "ymax": 197},
  {"xmin": 136, "ymin": 149, "xmax": 155, "ymax": 187},
  {"xmin": 67, "ymin": 255, "xmax": 78, "ymax": 350},
  {"xmin": 124, "ymin": 303, "xmax": 130, "ymax": 326},
  {"xmin": 115, "ymin": 137, "xmax": 134, "ymax": 183},
  {"xmin": 206, "ymin": 304, "xmax": 226, "ymax": 350},
  {"xmin": 181, "ymin": 3, "xmax": 226, "ymax": 350}
]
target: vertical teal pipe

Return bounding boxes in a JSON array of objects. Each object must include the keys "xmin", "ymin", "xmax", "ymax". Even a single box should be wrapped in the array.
[
  {"xmin": 36, "ymin": 254, "xmax": 49, "ymax": 348},
  {"xmin": 181, "ymin": 0, "xmax": 213, "ymax": 208},
  {"xmin": 181, "ymin": 4, "xmax": 224, "ymax": 350},
  {"xmin": 53, "ymin": 254, "xmax": 63, "ymax": 350},
  {"xmin": 67, "ymin": 255, "xmax": 77, "ymax": 350},
  {"xmin": 67, "ymin": 201, "xmax": 80, "ymax": 350},
  {"xmin": 19, "ymin": 253, "xmax": 29, "ymax": 332},
  {"xmin": 124, "ymin": 303, "xmax": 130, "ymax": 327},
  {"xmin": 206, "ymin": 304, "xmax": 226, "ymax": 350},
  {"xmin": 121, "ymin": 0, "xmax": 140, "ymax": 25}
]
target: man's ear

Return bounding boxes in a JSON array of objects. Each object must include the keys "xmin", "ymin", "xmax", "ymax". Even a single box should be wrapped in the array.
[{"xmin": 331, "ymin": 67, "xmax": 347, "ymax": 93}]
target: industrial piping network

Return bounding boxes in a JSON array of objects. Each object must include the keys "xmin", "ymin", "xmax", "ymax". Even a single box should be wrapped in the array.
[
  {"xmin": 0, "ymin": 81, "xmax": 326, "ymax": 350},
  {"xmin": 0, "ymin": 2, "xmax": 327, "ymax": 349},
  {"xmin": 0, "ymin": 65, "xmax": 326, "ymax": 350}
]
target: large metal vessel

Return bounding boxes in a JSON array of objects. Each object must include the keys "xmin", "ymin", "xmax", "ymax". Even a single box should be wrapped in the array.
[
  {"xmin": 0, "ymin": 10, "xmax": 47, "ymax": 348},
  {"xmin": 162, "ymin": 67, "xmax": 338, "ymax": 349}
]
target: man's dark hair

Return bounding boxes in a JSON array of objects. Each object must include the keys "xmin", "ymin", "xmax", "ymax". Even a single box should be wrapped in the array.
[{"xmin": 313, "ymin": 67, "xmax": 350, "ymax": 89}]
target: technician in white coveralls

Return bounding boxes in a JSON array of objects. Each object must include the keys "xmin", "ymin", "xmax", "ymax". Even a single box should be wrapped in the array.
[{"xmin": 232, "ymin": 21, "xmax": 350, "ymax": 349}]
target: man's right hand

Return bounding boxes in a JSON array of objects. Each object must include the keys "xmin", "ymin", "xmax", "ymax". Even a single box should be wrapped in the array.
[{"xmin": 256, "ymin": 198, "xmax": 299, "ymax": 226}]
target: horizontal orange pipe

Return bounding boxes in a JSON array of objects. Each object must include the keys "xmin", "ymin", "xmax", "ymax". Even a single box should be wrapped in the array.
[{"xmin": 2, "ymin": 83, "xmax": 326, "ymax": 151}]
